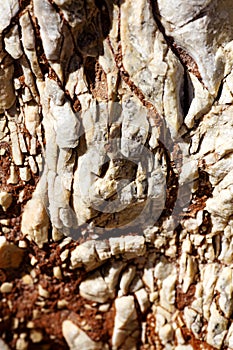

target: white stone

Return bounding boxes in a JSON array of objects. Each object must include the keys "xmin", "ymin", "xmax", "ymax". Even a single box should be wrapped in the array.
[
  {"xmin": 206, "ymin": 303, "xmax": 228, "ymax": 349},
  {"xmin": 70, "ymin": 241, "xmax": 100, "ymax": 270},
  {"xmin": 53, "ymin": 266, "xmax": 62, "ymax": 279},
  {"xmin": 157, "ymin": 0, "xmax": 233, "ymax": 95},
  {"xmin": 159, "ymin": 323, "xmax": 174, "ymax": 344},
  {"xmin": 0, "ymin": 0, "xmax": 19, "ymax": 33},
  {"xmin": 112, "ymin": 296, "xmax": 139, "ymax": 350},
  {"xmin": 183, "ymin": 307, "xmax": 202, "ymax": 336},
  {"xmin": 79, "ymin": 271, "xmax": 114, "ymax": 303},
  {"xmin": 21, "ymin": 192, "xmax": 50, "ymax": 248},
  {"xmin": 160, "ymin": 273, "xmax": 177, "ymax": 312},
  {"xmin": 30, "ymin": 330, "xmax": 43, "ymax": 343},
  {"xmin": 0, "ymin": 282, "xmax": 13, "ymax": 293},
  {"xmin": 134, "ymin": 288, "xmax": 150, "ymax": 313},
  {"xmin": 33, "ymin": 0, "xmax": 63, "ymax": 61},
  {"xmin": 119, "ymin": 265, "xmax": 136, "ymax": 295},
  {"xmin": 38, "ymin": 285, "xmax": 50, "ymax": 298},
  {"xmin": 62, "ymin": 320, "xmax": 108, "ymax": 350}
]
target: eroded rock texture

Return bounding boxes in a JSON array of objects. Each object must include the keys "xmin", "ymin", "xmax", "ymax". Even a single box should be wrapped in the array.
[{"xmin": 1, "ymin": 0, "xmax": 233, "ymax": 349}]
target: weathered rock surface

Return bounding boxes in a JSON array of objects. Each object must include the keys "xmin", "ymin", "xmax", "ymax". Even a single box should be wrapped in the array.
[{"xmin": 0, "ymin": 0, "xmax": 233, "ymax": 349}]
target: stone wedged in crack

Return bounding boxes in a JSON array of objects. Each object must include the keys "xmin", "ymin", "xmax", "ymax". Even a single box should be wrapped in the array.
[
  {"xmin": 62, "ymin": 320, "xmax": 109, "ymax": 350},
  {"xmin": 0, "ymin": 236, "xmax": 24, "ymax": 269},
  {"xmin": 179, "ymin": 251, "xmax": 197, "ymax": 293},
  {"xmin": 157, "ymin": 0, "xmax": 233, "ymax": 95},
  {"xmin": 23, "ymin": 102, "xmax": 41, "ymax": 137},
  {"xmin": 119, "ymin": 265, "xmax": 136, "ymax": 296},
  {"xmin": 4, "ymin": 24, "xmax": 23, "ymax": 60},
  {"xmin": 135, "ymin": 288, "xmax": 150, "ymax": 313},
  {"xmin": 184, "ymin": 307, "xmax": 202, "ymax": 338}
]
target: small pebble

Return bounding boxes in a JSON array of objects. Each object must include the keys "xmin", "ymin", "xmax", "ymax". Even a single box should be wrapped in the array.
[
  {"xmin": 0, "ymin": 282, "xmax": 13, "ymax": 293},
  {"xmin": 38, "ymin": 285, "xmax": 50, "ymax": 298}
]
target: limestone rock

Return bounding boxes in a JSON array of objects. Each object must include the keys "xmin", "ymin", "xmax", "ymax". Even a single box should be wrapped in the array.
[
  {"xmin": 112, "ymin": 296, "xmax": 139, "ymax": 350},
  {"xmin": 21, "ymin": 192, "xmax": 50, "ymax": 248},
  {"xmin": 33, "ymin": 0, "xmax": 63, "ymax": 61},
  {"xmin": 62, "ymin": 320, "xmax": 108, "ymax": 350},
  {"xmin": 206, "ymin": 303, "xmax": 228, "ymax": 349},
  {"xmin": 0, "ymin": 0, "xmax": 19, "ymax": 33},
  {"xmin": 79, "ymin": 270, "xmax": 113, "ymax": 303},
  {"xmin": 157, "ymin": 0, "xmax": 233, "ymax": 95}
]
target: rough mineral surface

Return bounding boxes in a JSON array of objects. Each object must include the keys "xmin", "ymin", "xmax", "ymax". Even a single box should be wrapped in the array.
[{"xmin": 0, "ymin": 0, "xmax": 233, "ymax": 349}]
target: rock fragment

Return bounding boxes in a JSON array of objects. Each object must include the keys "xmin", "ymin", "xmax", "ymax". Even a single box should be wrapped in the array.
[
  {"xmin": 62, "ymin": 320, "xmax": 109, "ymax": 350},
  {"xmin": 21, "ymin": 192, "xmax": 50, "ymax": 248},
  {"xmin": 206, "ymin": 303, "xmax": 228, "ymax": 349},
  {"xmin": 0, "ymin": 236, "xmax": 24, "ymax": 269},
  {"xmin": 0, "ymin": 338, "xmax": 10, "ymax": 350},
  {"xmin": 112, "ymin": 296, "xmax": 139, "ymax": 350},
  {"xmin": 79, "ymin": 270, "xmax": 112, "ymax": 303},
  {"xmin": 0, "ymin": 191, "xmax": 12, "ymax": 211},
  {"xmin": 0, "ymin": 0, "xmax": 19, "ymax": 33},
  {"xmin": 0, "ymin": 282, "xmax": 13, "ymax": 293}
]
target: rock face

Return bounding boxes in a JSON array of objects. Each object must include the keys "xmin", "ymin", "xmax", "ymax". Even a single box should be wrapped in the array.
[{"xmin": 0, "ymin": 0, "xmax": 233, "ymax": 349}]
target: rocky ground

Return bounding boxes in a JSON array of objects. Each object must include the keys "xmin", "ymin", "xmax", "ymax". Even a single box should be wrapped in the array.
[{"xmin": 1, "ymin": 0, "xmax": 233, "ymax": 349}]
